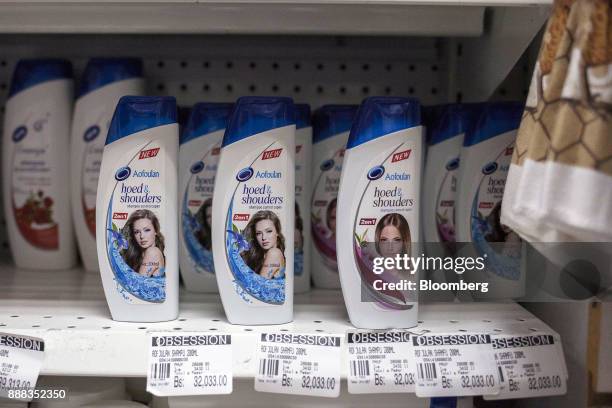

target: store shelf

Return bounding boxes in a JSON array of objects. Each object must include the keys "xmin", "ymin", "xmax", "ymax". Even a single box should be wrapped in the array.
[
  {"xmin": 0, "ymin": 263, "xmax": 558, "ymax": 379},
  {"xmin": 0, "ymin": 0, "xmax": 551, "ymax": 36}
]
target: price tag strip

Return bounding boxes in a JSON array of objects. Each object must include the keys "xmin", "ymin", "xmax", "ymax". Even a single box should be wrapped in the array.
[
  {"xmin": 347, "ymin": 331, "xmax": 415, "ymax": 394},
  {"xmin": 412, "ymin": 333, "xmax": 501, "ymax": 397},
  {"xmin": 254, "ymin": 333, "xmax": 342, "ymax": 398},
  {"xmin": 0, "ymin": 332, "xmax": 45, "ymax": 401},
  {"xmin": 484, "ymin": 333, "xmax": 567, "ymax": 400},
  {"xmin": 146, "ymin": 332, "xmax": 232, "ymax": 396}
]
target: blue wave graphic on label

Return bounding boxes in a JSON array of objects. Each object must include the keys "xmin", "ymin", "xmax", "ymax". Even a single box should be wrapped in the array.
[
  {"xmin": 470, "ymin": 142, "xmax": 520, "ymax": 280},
  {"xmin": 106, "ymin": 198, "xmax": 166, "ymax": 302},
  {"xmin": 225, "ymin": 201, "xmax": 285, "ymax": 304},
  {"xmin": 182, "ymin": 187, "xmax": 215, "ymax": 274}
]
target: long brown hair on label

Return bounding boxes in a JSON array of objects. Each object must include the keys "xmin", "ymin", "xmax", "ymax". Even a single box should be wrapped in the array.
[
  {"xmin": 241, "ymin": 210, "xmax": 285, "ymax": 273},
  {"xmin": 374, "ymin": 212, "xmax": 411, "ymax": 256},
  {"xmin": 122, "ymin": 209, "xmax": 165, "ymax": 272}
]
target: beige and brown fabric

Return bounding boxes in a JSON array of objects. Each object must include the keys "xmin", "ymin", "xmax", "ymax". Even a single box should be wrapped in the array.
[{"xmin": 501, "ymin": 0, "xmax": 612, "ymax": 242}]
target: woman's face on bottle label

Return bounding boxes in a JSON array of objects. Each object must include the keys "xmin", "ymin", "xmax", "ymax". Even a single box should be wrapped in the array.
[
  {"xmin": 255, "ymin": 219, "xmax": 277, "ymax": 250},
  {"xmin": 133, "ymin": 218, "xmax": 156, "ymax": 249},
  {"xmin": 379, "ymin": 225, "xmax": 403, "ymax": 257}
]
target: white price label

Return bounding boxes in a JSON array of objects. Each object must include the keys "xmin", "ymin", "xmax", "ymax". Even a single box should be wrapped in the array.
[
  {"xmin": 484, "ymin": 334, "xmax": 567, "ymax": 400},
  {"xmin": 347, "ymin": 331, "xmax": 415, "ymax": 394},
  {"xmin": 412, "ymin": 333, "xmax": 501, "ymax": 397},
  {"xmin": 146, "ymin": 332, "xmax": 232, "ymax": 396},
  {"xmin": 0, "ymin": 333, "xmax": 44, "ymax": 401},
  {"xmin": 254, "ymin": 333, "xmax": 342, "ymax": 397}
]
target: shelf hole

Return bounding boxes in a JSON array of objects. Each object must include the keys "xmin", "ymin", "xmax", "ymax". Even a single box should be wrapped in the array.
[
  {"xmin": 180, "ymin": 84, "xmax": 188, "ymax": 92},
  {"xmin": 362, "ymin": 63, "xmax": 370, "ymax": 71},
  {"xmin": 499, "ymin": 88, "xmax": 507, "ymax": 96},
  {"xmin": 408, "ymin": 87, "xmax": 415, "ymax": 95},
  {"xmin": 361, "ymin": 86, "xmax": 369, "ymax": 94},
  {"xmin": 457, "ymin": 44, "xmax": 463, "ymax": 57},
  {"xmin": 314, "ymin": 320, "xmax": 322, "ymax": 323},
  {"xmin": 212, "ymin": 319, "xmax": 220, "ymax": 322},
  {"xmin": 516, "ymin": 318, "xmax": 526, "ymax": 322},
  {"xmin": 226, "ymin": 61, "xmax": 233, "ymax": 69},
  {"xmin": 156, "ymin": 83, "xmax": 165, "ymax": 92},
  {"xmin": 418, "ymin": 320, "xmax": 424, "ymax": 324},
  {"xmin": 43, "ymin": 316, "xmax": 52, "ymax": 319},
  {"xmin": 339, "ymin": 63, "xmax": 347, "ymax": 71},
  {"xmin": 431, "ymin": 65, "xmax": 438, "ymax": 72},
  {"xmin": 0, "ymin": 83, "xmax": 7, "ymax": 90},
  {"xmin": 32, "ymin": 325, "xmax": 40, "ymax": 328},
  {"xmin": 249, "ymin": 62, "xmax": 256, "ymax": 69},
  {"xmin": 203, "ymin": 84, "xmax": 210, "ymax": 92},
  {"xmin": 178, "ymin": 318, "xmax": 187, "ymax": 322},
  {"xmin": 77, "ymin": 317, "xmax": 85, "ymax": 320},
  {"xmin": 431, "ymin": 87, "xmax": 438, "ymax": 95},
  {"xmin": 529, "ymin": 328, "xmax": 539, "ymax": 332},
  {"xmin": 316, "ymin": 86, "xmax": 324, "ymax": 94},
  {"xmin": 0, "ymin": 324, "xmax": 5, "ymax": 327},
  {"xmin": 493, "ymin": 328, "xmax": 503, "ymax": 332},
  {"xmin": 384, "ymin": 86, "xmax": 392, "ymax": 95},
  {"xmin": 203, "ymin": 61, "xmax": 210, "ymax": 69},
  {"xmin": 138, "ymin": 327, "xmax": 147, "ymax": 330},
  {"xmin": 244, "ymin": 328, "xmax": 253, "ymax": 332},
  {"xmin": 226, "ymin": 84, "xmax": 233, "ymax": 92},
  {"xmin": 67, "ymin": 326, "xmax": 76, "ymax": 329},
  {"xmin": 102, "ymin": 326, "xmax": 111, "ymax": 330},
  {"xmin": 293, "ymin": 85, "xmax": 301, "ymax": 93},
  {"xmin": 315, "ymin": 329, "xmax": 324, "ymax": 333},
  {"xmin": 209, "ymin": 328, "xmax": 218, "ymax": 331},
  {"xmin": 272, "ymin": 62, "xmax": 279, "ymax": 70},
  {"xmin": 280, "ymin": 329, "xmax": 288, "ymax": 332},
  {"xmin": 339, "ymin": 86, "xmax": 346, "ymax": 94},
  {"xmin": 409, "ymin": 65, "xmax": 415, "ymax": 72},
  {"xmin": 458, "ymin": 329, "xmax": 467, "ymax": 332},
  {"xmin": 180, "ymin": 61, "xmax": 188, "ymax": 68},
  {"xmin": 10, "ymin": 315, "xmax": 19, "ymax": 318},
  {"xmin": 456, "ymin": 92, "xmax": 463, "ymax": 103},
  {"xmin": 249, "ymin": 84, "xmax": 256, "ymax": 93},
  {"xmin": 482, "ymin": 319, "xmax": 491, "ymax": 323},
  {"xmin": 449, "ymin": 320, "xmax": 459, "ymax": 323},
  {"xmin": 157, "ymin": 61, "xmax": 165, "ymax": 68},
  {"xmin": 294, "ymin": 63, "xmax": 301, "ymax": 70},
  {"xmin": 385, "ymin": 64, "xmax": 392, "ymax": 72},
  {"xmin": 173, "ymin": 327, "xmax": 182, "ymax": 331},
  {"xmin": 272, "ymin": 84, "xmax": 279, "ymax": 93},
  {"xmin": 316, "ymin": 63, "xmax": 324, "ymax": 71}
]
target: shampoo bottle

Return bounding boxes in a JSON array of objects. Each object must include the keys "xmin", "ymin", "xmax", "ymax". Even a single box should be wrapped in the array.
[
  {"xmin": 337, "ymin": 97, "xmax": 422, "ymax": 329},
  {"xmin": 212, "ymin": 97, "xmax": 295, "ymax": 325},
  {"xmin": 71, "ymin": 58, "xmax": 145, "ymax": 272},
  {"xmin": 294, "ymin": 104, "xmax": 312, "ymax": 293},
  {"xmin": 96, "ymin": 96, "xmax": 179, "ymax": 322},
  {"xmin": 455, "ymin": 101, "xmax": 524, "ymax": 300},
  {"xmin": 2, "ymin": 59, "xmax": 77, "ymax": 270},
  {"xmin": 311, "ymin": 105, "xmax": 358, "ymax": 289},
  {"xmin": 179, "ymin": 103, "xmax": 232, "ymax": 292}
]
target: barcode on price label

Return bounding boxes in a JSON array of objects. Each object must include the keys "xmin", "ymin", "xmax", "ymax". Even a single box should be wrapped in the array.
[
  {"xmin": 412, "ymin": 333, "xmax": 501, "ymax": 397},
  {"xmin": 346, "ymin": 331, "xmax": 415, "ymax": 394},
  {"xmin": 259, "ymin": 359, "xmax": 280, "ymax": 377},
  {"xmin": 146, "ymin": 332, "xmax": 232, "ymax": 396},
  {"xmin": 254, "ymin": 333, "xmax": 342, "ymax": 397},
  {"xmin": 485, "ymin": 333, "xmax": 567, "ymax": 400},
  {"xmin": 150, "ymin": 363, "xmax": 171, "ymax": 381},
  {"xmin": 0, "ymin": 333, "xmax": 45, "ymax": 401},
  {"xmin": 418, "ymin": 363, "xmax": 438, "ymax": 380}
]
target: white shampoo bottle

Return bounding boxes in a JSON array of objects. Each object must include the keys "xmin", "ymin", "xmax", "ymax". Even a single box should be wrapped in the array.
[
  {"xmin": 179, "ymin": 102, "xmax": 232, "ymax": 292},
  {"xmin": 311, "ymin": 105, "xmax": 358, "ymax": 289},
  {"xmin": 212, "ymin": 96, "xmax": 295, "ymax": 325},
  {"xmin": 96, "ymin": 96, "xmax": 179, "ymax": 322},
  {"xmin": 2, "ymin": 59, "xmax": 77, "ymax": 270},
  {"xmin": 71, "ymin": 58, "xmax": 145, "ymax": 272},
  {"xmin": 294, "ymin": 104, "xmax": 312, "ymax": 293},
  {"xmin": 337, "ymin": 97, "xmax": 423, "ymax": 329}
]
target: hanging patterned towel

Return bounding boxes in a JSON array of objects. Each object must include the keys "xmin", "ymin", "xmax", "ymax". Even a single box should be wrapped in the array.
[{"xmin": 501, "ymin": 0, "xmax": 612, "ymax": 242}]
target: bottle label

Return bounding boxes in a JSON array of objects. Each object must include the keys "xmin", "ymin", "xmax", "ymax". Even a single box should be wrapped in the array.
[
  {"xmin": 311, "ymin": 134, "xmax": 346, "ymax": 273},
  {"xmin": 181, "ymin": 141, "xmax": 220, "ymax": 275},
  {"xmin": 294, "ymin": 131, "xmax": 308, "ymax": 277},
  {"xmin": 10, "ymin": 108, "xmax": 59, "ymax": 250},
  {"xmin": 470, "ymin": 141, "xmax": 521, "ymax": 280},
  {"xmin": 104, "ymin": 141, "xmax": 168, "ymax": 303},
  {"xmin": 351, "ymin": 129, "xmax": 420, "ymax": 309},
  {"xmin": 80, "ymin": 118, "xmax": 106, "ymax": 237},
  {"xmin": 435, "ymin": 155, "xmax": 459, "ymax": 246},
  {"xmin": 224, "ymin": 140, "xmax": 290, "ymax": 305}
]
